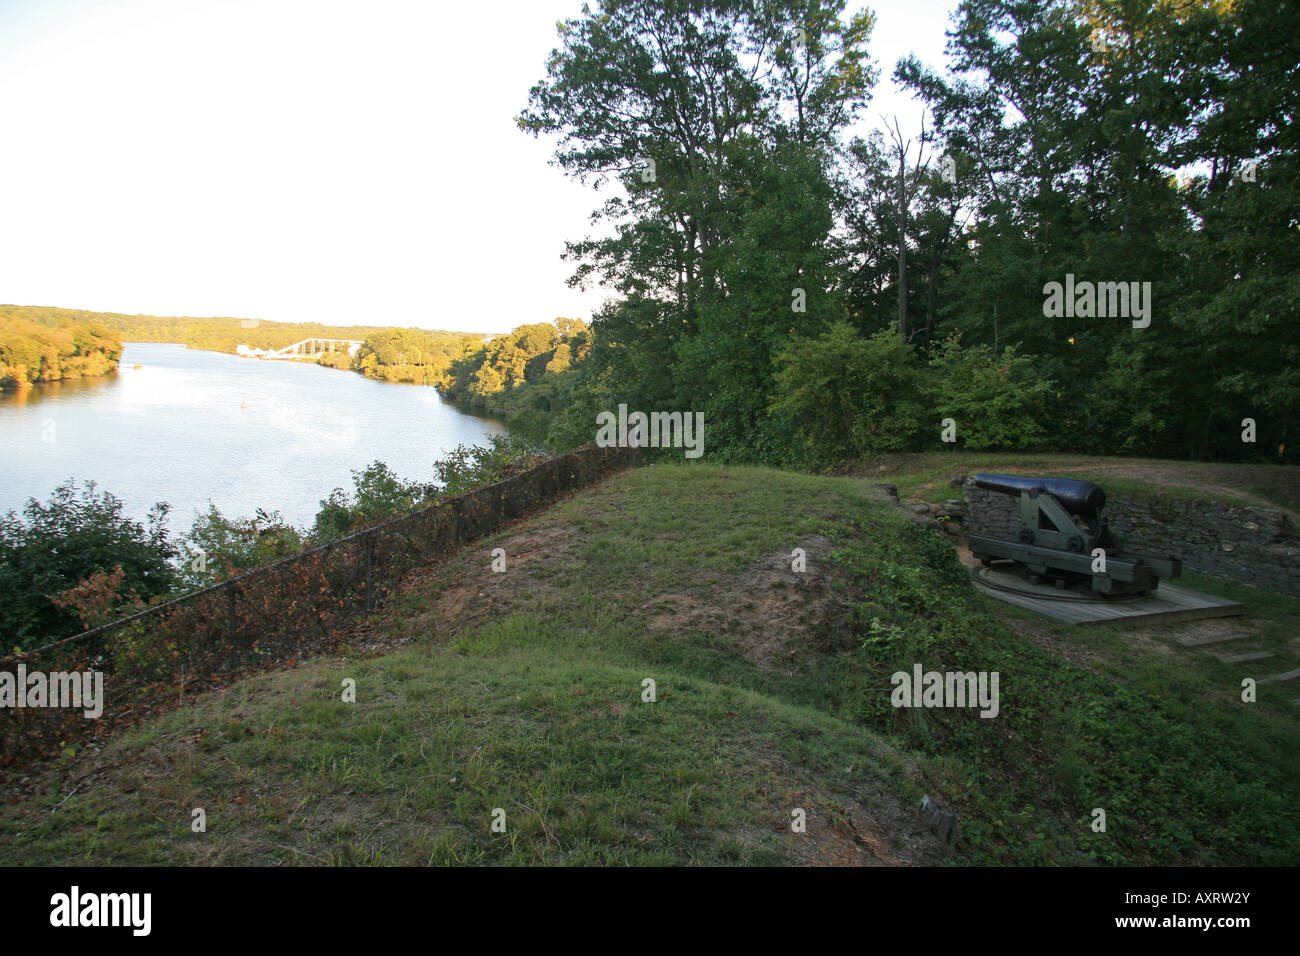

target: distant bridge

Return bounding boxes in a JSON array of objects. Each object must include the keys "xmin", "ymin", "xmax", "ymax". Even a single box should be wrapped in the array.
[{"xmin": 259, "ymin": 338, "xmax": 364, "ymax": 360}]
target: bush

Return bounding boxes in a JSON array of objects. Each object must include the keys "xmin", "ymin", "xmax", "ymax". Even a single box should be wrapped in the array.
[
  {"xmin": 431, "ymin": 435, "xmax": 547, "ymax": 496},
  {"xmin": 505, "ymin": 408, "xmax": 553, "ymax": 446},
  {"xmin": 0, "ymin": 481, "xmax": 177, "ymax": 648},
  {"xmin": 180, "ymin": 505, "xmax": 304, "ymax": 586},
  {"xmin": 308, "ymin": 461, "xmax": 428, "ymax": 544},
  {"xmin": 770, "ymin": 323, "xmax": 925, "ymax": 468},
  {"xmin": 925, "ymin": 334, "xmax": 1055, "ymax": 450}
]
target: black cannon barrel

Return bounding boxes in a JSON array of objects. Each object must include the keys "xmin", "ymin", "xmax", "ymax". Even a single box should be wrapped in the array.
[{"xmin": 973, "ymin": 472, "xmax": 1106, "ymax": 515}]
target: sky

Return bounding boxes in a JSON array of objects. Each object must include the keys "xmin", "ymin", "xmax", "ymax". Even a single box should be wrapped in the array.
[{"xmin": 0, "ymin": 0, "xmax": 960, "ymax": 335}]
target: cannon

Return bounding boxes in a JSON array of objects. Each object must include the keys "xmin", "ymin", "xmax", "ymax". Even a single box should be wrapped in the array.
[{"xmin": 967, "ymin": 472, "xmax": 1181, "ymax": 596}]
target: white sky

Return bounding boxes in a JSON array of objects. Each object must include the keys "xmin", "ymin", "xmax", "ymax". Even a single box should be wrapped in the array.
[{"xmin": 0, "ymin": 0, "xmax": 958, "ymax": 335}]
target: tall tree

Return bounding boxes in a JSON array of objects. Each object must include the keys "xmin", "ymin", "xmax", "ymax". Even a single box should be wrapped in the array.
[{"xmin": 518, "ymin": 0, "xmax": 877, "ymax": 456}]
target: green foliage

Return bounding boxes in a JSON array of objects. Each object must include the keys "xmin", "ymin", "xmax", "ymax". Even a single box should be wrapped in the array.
[
  {"xmin": 0, "ymin": 312, "xmax": 122, "ymax": 389},
  {"xmin": 439, "ymin": 319, "xmax": 589, "ymax": 434},
  {"xmin": 498, "ymin": 0, "xmax": 1300, "ymax": 466},
  {"xmin": 518, "ymin": 0, "xmax": 878, "ymax": 464},
  {"xmin": 352, "ymin": 327, "xmax": 483, "ymax": 385},
  {"xmin": 835, "ymin": 513, "xmax": 1298, "ymax": 865},
  {"xmin": 0, "ymin": 481, "xmax": 177, "ymax": 647},
  {"xmin": 0, "ymin": 304, "xmax": 392, "ymax": 361},
  {"xmin": 504, "ymin": 408, "xmax": 553, "ymax": 446},
  {"xmin": 925, "ymin": 335, "xmax": 1054, "ymax": 450},
  {"xmin": 430, "ymin": 435, "xmax": 547, "ymax": 497},
  {"xmin": 673, "ymin": 138, "xmax": 847, "ymax": 460},
  {"xmin": 1081, "ymin": 344, "xmax": 1173, "ymax": 456},
  {"xmin": 544, "ymin": 342, "xmax": 572, "ymax": 376},
  {"xmin": 179, "ymin": 505, "xmax": 304, "ymax": 586},
  {"xmin": 309, "ymin": 462, "xmax": 429, "ymax": 544},
  {"xmin": 896, "ymin": 0, "xmax": 1300, "ymax": 462},
  {"xmin": 770, "ymin": 323, "xmax": 924, "ymax": 467},
  {"xmin": 468, "ymin": 363, "xmax": 505, "ymax": 399},
  {"xmin": 541, "ymin": 364, "xmax": 619, "ymax": 453}
]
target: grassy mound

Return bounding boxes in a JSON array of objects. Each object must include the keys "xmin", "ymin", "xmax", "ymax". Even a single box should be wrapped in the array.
[{"xmin": 3, "ymin": 463, "xmax": 1297, "ymax": 865}]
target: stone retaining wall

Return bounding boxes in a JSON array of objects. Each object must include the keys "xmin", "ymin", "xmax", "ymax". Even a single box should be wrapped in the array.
[{"xmin": 961, "ymin": 479, "xmax": 1300, "ymax": 596}]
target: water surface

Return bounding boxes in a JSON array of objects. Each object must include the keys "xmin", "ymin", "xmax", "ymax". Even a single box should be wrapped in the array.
[{"xmin": 0, "ymin": 343, "xmax": 505, "ymax": 529}]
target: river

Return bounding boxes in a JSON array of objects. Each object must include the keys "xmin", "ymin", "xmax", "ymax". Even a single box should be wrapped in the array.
[{"xmin": 0, "ymin": 342, "xmax": 506, "ymax": 530}]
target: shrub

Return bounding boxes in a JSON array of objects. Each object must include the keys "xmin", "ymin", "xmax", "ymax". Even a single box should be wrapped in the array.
[
  {"xmin": 925, "ymin": 334, "xmax": 1054, "ymax": 450},
  {"xmin": 770, "ymin": 323, "xmax": 925, "ymax": 467},
  {"xmin": 431, "ymin": 435, "xmax": 547, "ymax": 496},
  {"xmin": 0, "ymin": 481, "xmax": 177, "ymax": 648},
  {"xmin": 180, "ymin": 505, "xmax": 304, "ymax": 586}
]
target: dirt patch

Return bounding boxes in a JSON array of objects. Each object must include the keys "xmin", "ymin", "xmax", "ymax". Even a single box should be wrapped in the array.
[
  {"xmin": 1114, "ymin": 616, "xmax": 1267, "ymax": 651},
  {"xmin": 745, "ymin": 746, "xmax": 949, "ymax": 866},
  {"xmin": 798, "ymin": 788, "xmax": 950, "ymax": 866},
  {"xmin": 999, "ymin": 615, "xmax": 1107, "ymax": 672},
  {"xmin": 489, "ymin": 524, "xmax": 580, "ymax": 569},
  {"xmin": 361, "ymin": 522, "xmax": 859, "ymax": 669},
  {"xmin": 641, "ymin": 535, "xmax": 857, "ymax": 670},
  {"xmin": 372, "ymin": 523, "xmax": 582, "ymax": 642},
  {"xmin": 642, "ymin": 593, "xmax": 727, "ymax": 635}
]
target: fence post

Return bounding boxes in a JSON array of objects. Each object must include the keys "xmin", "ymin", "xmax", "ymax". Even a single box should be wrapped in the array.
[
  {"xmin": 364, "ymin": 532, "xmax": 374, "ymax": 612},
  {"xmin": 227, "ymin": 583, "xmax": 237, "ymax": 646}
]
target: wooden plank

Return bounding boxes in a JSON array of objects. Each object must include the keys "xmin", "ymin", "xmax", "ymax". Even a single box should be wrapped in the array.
[
  {"xmin": 972, "ymin": 568, "xmax": 1244, "ymax": 626},
  {"xmin": 1258, "ymin": 668, "xmax": 1300, "ymax": 685},
  {"xmin": 1176, "ymin": 631, "xmax": 1252, "ymax": 647},
  {"xmin": 1215, "ymin": 651, "xmax": 1274, "ymax": 663}
]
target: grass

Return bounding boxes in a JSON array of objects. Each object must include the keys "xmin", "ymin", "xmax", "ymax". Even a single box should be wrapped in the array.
[
  {"xmin": 3, "ymin": 461, "xmax": 1298, "ymax": 865},
  {"xmin": 10, "ymin": 650, "xmax": 916, "ymax": 865},
  {"xmin": 834, "ymin": 527, "xmax": 1300, "ymax": 864},
  {"xmin": 856, "ymin": 451, "xmax": 1300, "ymax": 512}
]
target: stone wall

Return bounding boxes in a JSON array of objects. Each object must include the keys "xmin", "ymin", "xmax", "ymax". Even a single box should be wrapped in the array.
[{"xmin": 961, "ymin": 478, "xmax": 1300, "ymax": 597}]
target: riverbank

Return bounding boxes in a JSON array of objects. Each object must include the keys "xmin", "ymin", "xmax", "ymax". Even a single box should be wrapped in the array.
[{"xmin": 0, "ymin": 313, "xmax": 122, "ymax": 391}]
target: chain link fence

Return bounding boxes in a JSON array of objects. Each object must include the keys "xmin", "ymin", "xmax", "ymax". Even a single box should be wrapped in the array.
[{"xmin": 0, "ymin": 445, "xmax": 637, "ymax": 772}]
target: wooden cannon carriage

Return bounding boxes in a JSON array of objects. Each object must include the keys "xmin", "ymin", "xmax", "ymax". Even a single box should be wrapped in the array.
[{"xmin": 967, "ymin": 473, "xmax": 1181, "ymax": 596}]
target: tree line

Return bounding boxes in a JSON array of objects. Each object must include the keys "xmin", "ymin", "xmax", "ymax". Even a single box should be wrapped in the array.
[
  {"xmin": 352, "ymin": 327, "xmax": 489, "ymax": 384},
  {"xmin": 0, "ymin": 305, "xmax": 403, "ymax": 359},
  {"xmin": 501, "ymin": 0, "xmax": 1298, "ymax": 465},
  {"xmin": 0, "ymin": 311, "xmax": 122, "ymax": 390}
]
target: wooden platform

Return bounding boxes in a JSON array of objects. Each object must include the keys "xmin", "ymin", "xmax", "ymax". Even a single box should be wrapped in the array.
[{"xmin": 967, "ymin": 558, "xmax": 1245, "ymax": 626}]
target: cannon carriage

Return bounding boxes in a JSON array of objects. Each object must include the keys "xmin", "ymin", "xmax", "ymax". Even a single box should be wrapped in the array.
[{"xmin": 967, "ymin": 473, "xmax": 1181, "ymax": 596}]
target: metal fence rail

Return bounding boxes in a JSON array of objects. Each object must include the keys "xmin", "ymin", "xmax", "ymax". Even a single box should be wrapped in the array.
[{"xmin": 0, "ymin": 445, "xmax": 637, "ymax": 770}]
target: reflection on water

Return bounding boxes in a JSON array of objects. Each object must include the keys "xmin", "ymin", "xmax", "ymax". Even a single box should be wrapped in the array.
[
  {"xmin": 0, "ymin": 343, "xmax": 506, "ymax": 529},
  {"xmin": 0, "ymin": 374, "xmax": 109, "ymax": 408}
]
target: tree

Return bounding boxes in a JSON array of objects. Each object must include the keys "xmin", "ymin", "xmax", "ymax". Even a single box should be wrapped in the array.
[
  {"xmin": 469, "ymin": 363, "xmax": 505, "ymax": 399},
  {"xmin": 308, "ymin": 462, "xmax": 427, "ymax": 544},
  {"xmin": 880, "ymin": 113, "xmax": 932, "ymax": 339},
  {"xmin": 0, "ymin": 482, "xmax": 178, "ymax": 647},
  {"xmin": 518, "ymin": 0, "xmax": 876, "ymax": 459},
  {"xmin": 180, "ymin": 505, "xmax": 303, "ymax": 586},
  {"xmin": 926, "ymin": 335, "xmax": 1054, "ymax": 450},
  {"xmin": 770, "ymin": 322, "xmax": 924, "ymax": 467}
]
